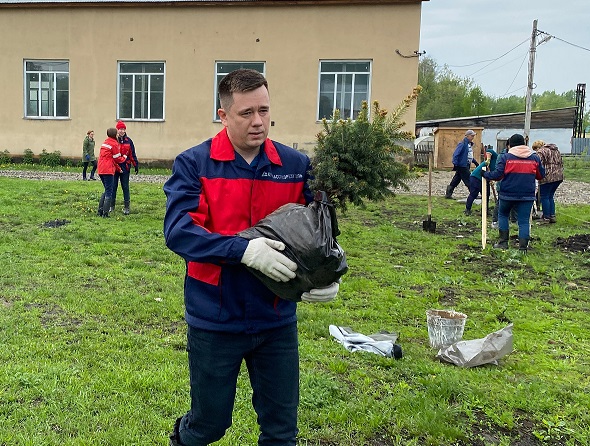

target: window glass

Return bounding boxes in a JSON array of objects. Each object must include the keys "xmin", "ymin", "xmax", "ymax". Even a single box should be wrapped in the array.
[
  {"xmin": 318, "ymin": 60, "xmax": 371, "ymax": 120},
  {"xmin": 214, "ymin": 61, "xmax": 265, "ymax": 120},
  {"xmin": 24, "ymin": 60, "xmax": 69, "ymax": 118},
  {"xmin": 118, "ymin": 62, "xmax": 165, "ymax": 120}
]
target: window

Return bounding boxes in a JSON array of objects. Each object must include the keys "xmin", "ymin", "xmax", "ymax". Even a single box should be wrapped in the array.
[
  {"xmin": 118, "ymin": 62, "xmax": 165, "ymax": 120},
  {"xmin": 318, "ymin": 60, "xmax": 371, "ymax": 120},
  {"xmin": 24, "ymin": 60, "xmax": 69, "ymax": 118},
  {"xmin": 214, "ymin": 61, "xmax": 265, "ymax": 121}
]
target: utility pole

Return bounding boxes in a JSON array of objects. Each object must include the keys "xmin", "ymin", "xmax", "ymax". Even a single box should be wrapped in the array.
[{"xmin": 523, "ymin": 19, "xmax": 538, "ymax": 145}]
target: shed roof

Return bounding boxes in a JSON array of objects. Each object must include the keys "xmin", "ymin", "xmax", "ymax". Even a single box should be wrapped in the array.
[
  {"xmin": 416, "ymin": 107, "xmax": 576, "ymax": 130},
  {"xmin": 0, "ymin": 0, "xmax": 426, "ymax": 7}
]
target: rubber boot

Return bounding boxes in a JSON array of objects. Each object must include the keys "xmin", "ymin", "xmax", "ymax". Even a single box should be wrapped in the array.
[
  {"xmin": 102, "ymin": 197, "xmax": 112, "ymax": 218},
  {"xmin": 519, "ymin": 238, "xmax": 529, "ymax": 252},
  {"xmin": 445, "ymin": 185, "xmax": 453, "ymax": 199},
  {"xmin": 493, "ymin": 230, "xmax": 509, "ymax": 249},
  {"xmin": 169, "ymin": 417, "xmax": 184, "ymax": 446},
  {"xmin": 109, "ymin": 198, "xmax": 115, "ymax": 214},
  {"xmin": 97, "ymin": 193, "xmax": 105, "ymax": 217},
  {"xmin": 123, "ymin": 200, "xmax": 130, "ymax": 215}
]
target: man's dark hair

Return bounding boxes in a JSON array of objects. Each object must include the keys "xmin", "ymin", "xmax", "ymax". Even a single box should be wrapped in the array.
[
  {"xmin": 508, "ymin": 133, "xmax": 525, "ymax": 147},
  {"xmin": 218, "ymin": 69, "xmax": 268, "ymax": 110},
  {"xmin": 107, "ymin": 127, "xmax": 117, "ymax": 138}
]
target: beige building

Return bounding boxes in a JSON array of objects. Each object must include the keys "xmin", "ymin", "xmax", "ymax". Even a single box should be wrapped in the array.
[{"xmin": 0, "ymin": 0, "xmax": 427, "ymax": 162}]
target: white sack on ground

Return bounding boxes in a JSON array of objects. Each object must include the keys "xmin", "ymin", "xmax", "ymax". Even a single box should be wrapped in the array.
[
  {"xmin": 436, "ymin": 324, "xmax": 513, "ymax": 367},
  {"xmin": 329, "ymin": 325, "xmax": 402, "ymax": 359}
]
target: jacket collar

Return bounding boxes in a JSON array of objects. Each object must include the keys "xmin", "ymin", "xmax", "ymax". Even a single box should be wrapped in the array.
[{"xmin": 210, "ymin": 128, "xmax": 282, "ymax": 166}]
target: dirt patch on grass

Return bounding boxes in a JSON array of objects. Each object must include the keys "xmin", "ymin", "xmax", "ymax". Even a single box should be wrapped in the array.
[
  {"xmin": 41, "ymin": 219, "xmax": 70, "ymax": 228},
  {"xmin": 554, "ymin": 233, "xmax": 590, "ymax": 253}
]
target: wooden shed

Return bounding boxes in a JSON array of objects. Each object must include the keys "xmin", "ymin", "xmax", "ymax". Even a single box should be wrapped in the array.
[{"xmin": 432, "ymin": 127, "xmax": 484, "ymax": 169}]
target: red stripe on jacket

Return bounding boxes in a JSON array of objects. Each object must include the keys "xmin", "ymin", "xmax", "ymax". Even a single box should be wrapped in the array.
[{"xmin": 504, "ymin": 158, "xmax": 542, "ymax": 178}]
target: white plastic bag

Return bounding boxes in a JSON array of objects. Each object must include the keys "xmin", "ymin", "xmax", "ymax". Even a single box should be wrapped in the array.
[{"xmin": 436, "ymin": 324, "xmax": 513, "ymax": 367}]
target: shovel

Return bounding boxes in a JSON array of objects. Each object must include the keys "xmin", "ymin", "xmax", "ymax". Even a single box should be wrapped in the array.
[{"xmin": 423, "ymin": 152, "xmax": 436, "ymax": 233}]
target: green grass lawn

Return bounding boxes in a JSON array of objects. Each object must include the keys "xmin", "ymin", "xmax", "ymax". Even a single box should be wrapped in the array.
[
  {"xmin": 1, "ymin": 172, "xmax": 589, "ymax": 446},
  {"xmin": 562, "ymin": 154, "xmax": 590, "ymax": 182}
]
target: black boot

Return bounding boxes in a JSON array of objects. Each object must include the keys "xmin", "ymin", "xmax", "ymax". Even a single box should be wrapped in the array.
[
  {"xmin": 519, "ymin": 238, "xmax": 529, "ymax": 252},
  {"xmin": 97, "ymin": 193, "xmax": 105, "ymax": 216},
  {"xmin": 109, "ymin": 198, "xmax": 115, "ymax": 214},
  {"xmin": 169, "ymin": 417, "xmax": 184, "ymax": 446},
  {"xmin": 445, "ymin": 185, "xmax": 453, "ymax": 199},
  {"xmin": 102, "ymin": 197, "xmax": 112, "ymax": 218},
  {"xmin": 123, "ymin": 200, "xmax": 130, "ymax": 215},
  {"xmin": 493, "ymin": 230, "xmax": 509, "ymax": 249}
]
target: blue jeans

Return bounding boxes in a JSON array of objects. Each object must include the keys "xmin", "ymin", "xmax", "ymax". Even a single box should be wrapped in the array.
[
  {"xmin": 113, "ymin": 169, "xmax": 130, "ymax": 203},
  {"xmin": 498, "ymin": 199, "xmax": 533, "ymax": 239},
  {"xmin": 539, "ymin": 180, "xmax": 562, "ymax": 218},
  {"xmin": 178, "ymin": 323, "xmax": 299, "ymax": 446},
  {"xmin": 448, "ymin": 166, "xmax": 471, "ymax": 192},
  {"xmin": 99, "ymin": 174, "xmax": 114, "ymax": 199}
]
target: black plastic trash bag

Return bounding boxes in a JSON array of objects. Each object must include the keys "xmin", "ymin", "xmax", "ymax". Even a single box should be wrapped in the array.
[{"xmin": 238, "ymin": 191, "xmax": 348, "ymax": 302}]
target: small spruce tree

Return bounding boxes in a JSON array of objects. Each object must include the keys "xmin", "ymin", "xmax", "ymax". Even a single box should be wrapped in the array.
[{"xmin": 310, "ymin": 87, "xmax": 420, "ymax": 211}]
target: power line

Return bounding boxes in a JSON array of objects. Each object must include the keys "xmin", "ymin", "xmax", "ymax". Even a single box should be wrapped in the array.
[
  {"xmin": 500, "ymin": 51, "xmax": 530, "ymax": 98},
  {"xmin": 447, "ymin": 59, "xmax": 496, "ymax": 68},
  {"xmin": 443, "ymin": 37, "xmax": 529, "ymax": 71},
  {"xmin": 538, "ymin": 30, "xmax": 590, "ymax": 52},
  {"xmin": 466, "ymin": 38, "xmax": 530, "ymax": 77}
]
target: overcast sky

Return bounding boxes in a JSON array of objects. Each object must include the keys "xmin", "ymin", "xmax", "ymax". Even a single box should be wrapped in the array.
[{"xmin": 419, "ymin": 0, "xmax": 590, "ymax": 99}]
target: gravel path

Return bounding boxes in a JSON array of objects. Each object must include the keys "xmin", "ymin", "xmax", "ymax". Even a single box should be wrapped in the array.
[
  {"xmin": 2, "ymin": 169, "xmax": 588, "ymax": 205},
  {"xmin": 0, "ymin": 170, "xmax": 169, "ymax": 185},
  {"xmin": 393, "ymin": 170, "xmax": 590, "ymax": 205}
]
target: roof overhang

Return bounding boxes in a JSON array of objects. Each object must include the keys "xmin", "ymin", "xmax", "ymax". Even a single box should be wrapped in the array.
[{"xmin": 0, "ymin": 0, "xmax": 428, "ymax": 8}]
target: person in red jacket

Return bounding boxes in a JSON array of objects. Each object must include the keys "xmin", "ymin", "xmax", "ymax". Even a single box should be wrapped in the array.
[
  {"xmin": 164, "ymin": 69, "xmax": 340, "ymax": 446},
  {"xmin": 97, "ymin": 127, "xmax": 127, "ymax": 217},
  {"xmin": 112, "ymin": 120, "xmax": 139, "ymax": 215}
]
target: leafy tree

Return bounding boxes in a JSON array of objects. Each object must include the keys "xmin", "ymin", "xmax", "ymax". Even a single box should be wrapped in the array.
[
  {"xmin": 462, "ymin": 86, "xmax": 492, "ymax": 116},
  {"xmin": 310, "ymin": 89, "xmax": 419, "ymax": 211},
  {"xmin": 416, "ymin": 56, "xmax": 579, "ymax": 120},
  {"xmin": 493, "ymin": 95, "xmax": 525, "ymax": 114},
  {"xmin": 417, "ymin": 57, "xmax": 471, "ymax": 120},
  {"xmin": 533, "ymin": 90, "xmax": 576, "ymax": 111}
]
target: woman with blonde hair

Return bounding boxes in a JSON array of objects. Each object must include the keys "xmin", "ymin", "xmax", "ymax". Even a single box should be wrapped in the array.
[
  {"xmin": 537, "ymin": 142, "xmax": 565, "ymax": 224},
  {"xmin": 532, "ymin": 140, "xmax": 545, "ymax": 151}
]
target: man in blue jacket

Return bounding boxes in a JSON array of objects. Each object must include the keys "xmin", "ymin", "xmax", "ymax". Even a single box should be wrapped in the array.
[
  {"xmin": 483, "ymin": 133, "xmax": 545, "ymax": 251},
  {"xmin": 445, "ymin": 129, "xmax": 479, "ymax": 199},
  {"xmin": 164, "ymin": 69, "xmax": 340, "ymax": 446}
]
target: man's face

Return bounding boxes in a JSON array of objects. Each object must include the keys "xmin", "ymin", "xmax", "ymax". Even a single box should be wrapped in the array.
[
  {"xmin": 466, "ymin": 134, "xmax": 475, "ymax": 142},
  {"xmin": 117, "ymin": 128, "xmax": 126, "ymax": 138},
  {"xmin": 218, "ymin": 86, "xmax": 270, "ymax": 153}
]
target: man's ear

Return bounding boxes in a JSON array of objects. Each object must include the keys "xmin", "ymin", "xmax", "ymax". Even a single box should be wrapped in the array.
[{"xmin": 218, "ymin": 108, "xmax": 227, "ymax": 125}]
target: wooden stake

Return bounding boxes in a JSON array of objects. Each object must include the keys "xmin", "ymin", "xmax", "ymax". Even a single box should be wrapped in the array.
[{"xmin": 481, "ymin": 171, "xmax": 487, "ymax": 249}]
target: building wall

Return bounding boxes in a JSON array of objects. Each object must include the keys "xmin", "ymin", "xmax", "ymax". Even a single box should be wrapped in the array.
[
  {"xmin": 0, "ymin": 3, "xmax": 422, "ymax": 161},
  {"xmin": 483, "ymin": 129, "xmax": 573, "ymax": 154}
]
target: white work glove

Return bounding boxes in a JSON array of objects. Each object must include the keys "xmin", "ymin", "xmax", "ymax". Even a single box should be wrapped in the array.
[
  {"xmin": 301, "ymin": 281, "xmax": 339, "ymax": 303},
  {"xmin": 241, "ymin": 237, "xmax": 297, "ymax": 283}
]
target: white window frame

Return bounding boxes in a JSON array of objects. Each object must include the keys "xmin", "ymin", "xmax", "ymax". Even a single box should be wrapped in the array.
[
  {"xmin": 117, "ymin": 61, "xmax": 166, "ymax": 121},
  {"xmin": 213, "ymin": 61, "xmax": 266, "ymax": 121},
  {"xmin": 24, "ymin": 60, "xmax": 70, "ymax": 119},
  {"xmin": 317, "ymin": 60, "xmax": 372, "ymax": 121}
]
